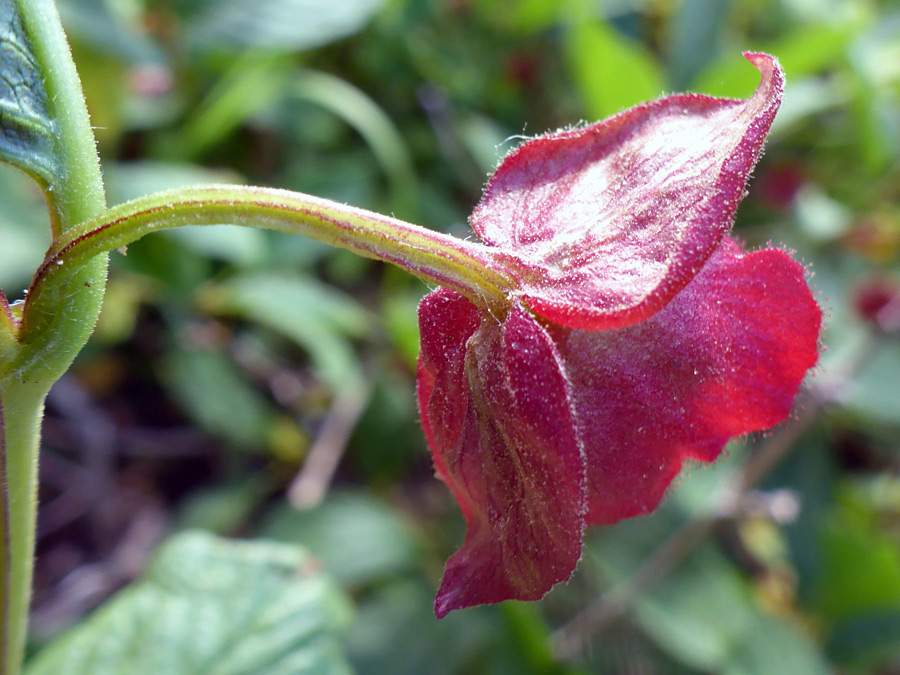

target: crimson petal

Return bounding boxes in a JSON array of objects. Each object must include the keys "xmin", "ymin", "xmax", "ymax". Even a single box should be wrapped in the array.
[
  {"xmin": 417, "ymin": 289, "xmax": 585, "ymax": 617},
  {"xmin": 548, "ymin": 238, "xmax": 821, "ymax": 524},
  {"xmin": 472, "ymin": 53, "xmax": 783, "ymax": 330}
]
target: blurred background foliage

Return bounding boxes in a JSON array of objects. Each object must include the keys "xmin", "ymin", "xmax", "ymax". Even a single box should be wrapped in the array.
[{"xmin": 3, "ymin": 0, "xmax": 899, "ymax": 672}]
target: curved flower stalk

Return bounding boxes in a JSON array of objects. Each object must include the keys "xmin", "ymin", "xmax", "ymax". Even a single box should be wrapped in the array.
[{"xmin": 416, "ymin": 53, "xmax": 822, "ymax": 617}]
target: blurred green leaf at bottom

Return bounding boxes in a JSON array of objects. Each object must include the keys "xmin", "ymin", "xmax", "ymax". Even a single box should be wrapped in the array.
[
  {"xmin": 260, "ymin": 491, "xmax": 421, "ymax": 587},
  {"xmin": 27, "ymin": 531, "xmax": 353, "ymax": 675}
]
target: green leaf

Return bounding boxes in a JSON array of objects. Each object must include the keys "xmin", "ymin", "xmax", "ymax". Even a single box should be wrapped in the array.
[
  {"xmin": 631, "ymin": 547, "xmax": 757, "ymax": 669},
  {"xmin": 845, "ymin": 341, "xmax": 900, "ymax": 426},
  {"xmin": 260, "ymin": 491, "xmax": 421, "ymax": 586},
  {"xmin": 165, "ymin": 346, "xmax": 275, "ymax": 451},
  {"xmin": 202, "ymin": 272, "xmax": 372, "ymax": 389},
  {"xmin": 666, "ymin": 0, "xmax": 729, "ymax": 89},
  {"xmin": 56, "ymin": 0, "xmax": 161, "ymax": 62},
  {"xmin": 179, "ymin": 0, "xmax": 388, "ymax": 54},
  {"xmin": 565, "ymin": 19, "xmax": 664, "ymax": 121},
  {"xmin": 173, "ymin": 52, "xmax": 294, "ymax": 158},
  {"xmin": 829, "ymin": 610, "xmax": 900, "ymax": 668},
  {"xmin": 175, "ymin": 477, "xmax": 272, "ymax": 535},
  {"xmin": 291, "ymin": 69, "xmax": 417, "ymax": 217},
  {"xmin": 347, "ymin": 582, "xmax": 569, "ymax": 675},
  {"xmin": 587, "ymin": 532, "xmax": 830, "ymax": 674},
  {"xmin": 470, "ymin": 0, "xmax": 565, "ymax": 33},
  {"xmin": 816, "ymin": 496, "xmax": 900, "ymax": 622},
  {"xmin": 27, "ymin": 531, "xmax": 353, "ymax": 674},
  {"xmin": 0, "ymin": 1, "xmax": 62, "ymax": 186},
  {"xmin": 847, "ymin": 17, "xmax": 900, "ymax": 172},
  {"xmin": 348, "ymin": 373, "xmax": 421, "ymax": 482},
  {"xmin": 691, "ymin": 21, "xmax": 862, "ymax": 98},
  {"xmin": 724, "ymin": 615, "xmax": 830, "ymax": 675}
]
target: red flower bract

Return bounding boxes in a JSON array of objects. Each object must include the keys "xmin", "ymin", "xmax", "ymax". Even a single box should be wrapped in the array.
[{"xmin": 417, "ymin": 53, "xmax": 822, "ymax": 617}]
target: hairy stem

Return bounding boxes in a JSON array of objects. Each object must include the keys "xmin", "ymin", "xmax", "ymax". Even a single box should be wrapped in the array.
[
  {"xmin": 12, "ymin": 0, "xmax": 109, "ymax": 383},
  {"xmin": 22, "ymin": 185, "xmax": 521, "ymax": 349},
  {"xmin": 1, "ymin": 2, "xmax": 109, "ymax": 673},
  {"xmin": 0, "ymin": 396, "xmax": 8, "ymax": 672},
  {"xmin": 0, "ymin": 385, "xmax": 44, "ymax": 675}
]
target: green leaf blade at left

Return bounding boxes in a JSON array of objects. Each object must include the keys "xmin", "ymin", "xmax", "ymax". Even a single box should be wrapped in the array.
[
  {"xmin": 0, "ymin": 1, "xmax": 61, "ymax": 188},
  {"xmin": 26, "ymin": 531, "xmax": 354, "ymax": 675}
]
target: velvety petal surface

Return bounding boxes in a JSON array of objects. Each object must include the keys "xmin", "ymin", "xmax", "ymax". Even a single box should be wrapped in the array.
[
  {"xmin": 417, "ymin": 288, "xmax": 586, "ymax": 617},
  {"xmin": 472, "ymin": 53, "xmax": 783, "ymax": 330},
  {"xmin": 547, "ymin": 238, "xmax": 821, "ymax": 524}
]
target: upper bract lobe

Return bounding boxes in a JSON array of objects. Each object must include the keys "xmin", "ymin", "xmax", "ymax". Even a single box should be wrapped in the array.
[
  {"xmin": 417, "ymin": 53, "xmax": 822, "ymax": 617},
  {"xmin": 474, "ymin": 52, "xmax": 783, "ymax": 331}
]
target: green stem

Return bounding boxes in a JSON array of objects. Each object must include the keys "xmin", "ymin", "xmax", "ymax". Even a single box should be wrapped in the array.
[
  {"xmin": 21, "ymin": 185, "xmax": 521, "ymax": 349},
  {"xmin": 0, "ymin": 384, "xmax": 44, "ymax": 675},
  {"xmin": 0, "ymin": 395, "xmax": 8, "ymax": 674},
  {"xmin": 1, "ymin": 2, "xmax": 109, "ymax": 673},
  {"xmin": 14, "ymin": 0, "xmax": 109, "ymax": 381}
]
